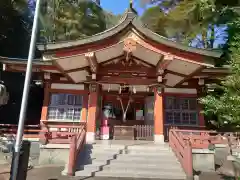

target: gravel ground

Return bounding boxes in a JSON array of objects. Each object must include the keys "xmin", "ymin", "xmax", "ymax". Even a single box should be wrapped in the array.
[{"xmin": 0, "ymin": 165, "xmax": 236, "ymax": 180}]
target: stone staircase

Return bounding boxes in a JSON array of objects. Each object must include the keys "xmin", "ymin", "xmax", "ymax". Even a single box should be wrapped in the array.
[{"xmin": 75, "ymin": 142, "xmax": 186, "ymax": 179}]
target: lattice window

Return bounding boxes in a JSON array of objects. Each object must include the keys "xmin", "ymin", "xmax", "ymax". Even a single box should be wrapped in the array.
[
  {"xmin": 165, "ymin": 96, "xmax": 198, "ymax": 125},
  {"xmin": 47, "ymin": 93, "xmax": 83, "ymax": 121}
]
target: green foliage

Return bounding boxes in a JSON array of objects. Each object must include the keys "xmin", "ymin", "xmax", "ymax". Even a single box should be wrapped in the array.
[
  {"xmin": 141, "ymin": 0, "xmax": 238, "ymax": 48},
  {"xmin": 104, "ymin": 12, "xmax": 122, "ymax": 29},
  {"xmin": 0, "ymin": 0, "xmax": 32, "ymax": 58},
  {"xmin": 40, "ymin": 0, "xmax": 107, "ymax": 42},
  {"xmin": 200, "ymin": 12, "xmax": 240, "ymax": 128}
]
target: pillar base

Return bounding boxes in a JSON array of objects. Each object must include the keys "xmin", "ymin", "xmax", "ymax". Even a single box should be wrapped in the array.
[
  {"xmin": 86, "ymin": 132, "xmax": 95, "ymax": 143},
  {"xmin": 154, "ymin": 134, "xmax": 164, "ymax": 144}
]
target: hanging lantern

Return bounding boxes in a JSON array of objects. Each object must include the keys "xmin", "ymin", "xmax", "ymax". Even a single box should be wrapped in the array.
[{"xmin": 0, "ymin": 83, "xmax": 9, "ymax": 106}]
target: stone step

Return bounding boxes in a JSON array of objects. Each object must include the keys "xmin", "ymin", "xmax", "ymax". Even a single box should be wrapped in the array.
[
  {"xmin": 94, "ymin": 169, "xmax": 186, "ymax": 179},
  {"xmin": 75, "ymin": 169, "xmax": 94, "ymax": 177},
  {"xmin": 115, "ymin": 156, "xmax": 179, "ymax": 164},
  {"xmin": 124, "ymin": 150, "xmax": 173, "ymax": 156},
  {"xmin": 75, "ymin": 165, "xmax": 186, "ymax": 179},
  {"xmin": 88, "ymin": 153, "xmax": 117, "ymax": 159},
  {"xmin": 106, "ymin": 160, "xmax": 182, "ymax": 168},
  {"xmin": 78, "ymin": 156, "xmax": 180, "ymax": 167},
  {"xmin": 77, "ymin": 164, "xmax": 101, "ymax": 172},
  {"xmin": 116, "ymin": 153, "xmax": 177, "ymax": 160},
  {"xmin": 81, "ymin": 151, "xmax": 121, "ymax": 157},
  {"xmin": 103, "ymin": 163, "xmax": 184, "ymax": 172},
  {"xmin": 87, "ymin": 144, "xmax": 125, "ymax": 150},
  {"xmin": 126, "ymin": 145, "xmax": 171, "ymax": 151},
  {"xmin": 77, "ymin": 159, "xmax": 109, "ymax": 166},
  {"xmin": 78, "ymin": 162, "xmax": 183, "ymax": 173},
  {"xmin": 84, "ymin": 148, "xmax": 122, "ymax": 153}
]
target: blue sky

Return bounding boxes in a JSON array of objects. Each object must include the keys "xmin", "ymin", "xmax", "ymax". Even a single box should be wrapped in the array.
[{"xmin": 100, "ymin": 0, "xmax": 146, "ymax": 15}]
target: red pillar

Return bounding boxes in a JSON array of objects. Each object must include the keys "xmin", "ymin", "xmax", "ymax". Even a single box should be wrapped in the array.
[
  {"xmin": 154, "ymin": 88, "xmax": 164, "ymax": 143},
  {"xmin": 40, "ymin": 82, "xmax": 50, "ymax": 121},
  {"xmin": 39, "ymin": 82, "xmax": 50, "ymax": 144},
  {"xmin": 81, "ymin": 95, "xmax": 88, "ymax": 122},
  {"xmin": 86, "ymin": 85, "xmax": 99, "ymax": 143}
]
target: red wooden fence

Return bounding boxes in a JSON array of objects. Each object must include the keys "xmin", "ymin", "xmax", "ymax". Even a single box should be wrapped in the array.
[
  {"xmin": 169, "ymin": 129, "xmax": 193, "ymax": 178},
  {"xmin": 40, "ymin": 122, "xmax": 86, "ymax": 144},
  {"xmin": 67, "ymin": 124, "xmax": 86, "ymax": 176},
  {"xmin": 0, "ymin": 124, "xmax": 40, "ymax": 138},
  {"xmin": 168, "ymin": 129, "xmax": 240, "ymax": 179},
  {"xmin": 134, "ymin": 125, "xmax": 154, "ymax": 140}
]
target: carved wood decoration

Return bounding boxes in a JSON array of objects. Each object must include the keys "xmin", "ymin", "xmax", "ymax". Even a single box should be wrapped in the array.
[
  {"xmin": 85, "ymin": 52, "xmax": 98, "ymax": 73},
  {"xmin": 123, "ymin": 37, "xmax": 137, "ymax": 53},
  {"xmin": 100, "ymin": 58, "xmax": 155, "ymax": 78},
  {"xmin": 123, "ymin": 37, "xmax": 137, "ymax": 63},
  {"xmin": 156, "ymin": 53, "xmax": 174, "ymax": 75}
]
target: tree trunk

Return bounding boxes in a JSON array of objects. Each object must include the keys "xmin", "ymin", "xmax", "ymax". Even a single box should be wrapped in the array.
[
  {"xmin": 209, "ymin": 24, "xmax": 215, "ymax": 48},
  {"xmin": 202, "ymin": 30, "xmax": 208, "ymax": 49}
]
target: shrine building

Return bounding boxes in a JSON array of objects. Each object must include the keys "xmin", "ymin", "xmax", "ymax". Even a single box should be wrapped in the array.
[{"xmin": 0, "ymin": 5, "xmax": 228, "ymax": 143}]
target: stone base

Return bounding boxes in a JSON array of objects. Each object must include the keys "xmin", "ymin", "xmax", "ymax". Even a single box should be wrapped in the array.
[
  {"xmin": 154, "ymin": 134, "xmax": 164, "ymax": 144},
  {"xmin": 86, "ymin": 132, "xmax": 95, "ymax": 143},
  {"xmin": 101, "ymin": 134, "xmax": 109, "ymax": 140},
  {"xmin": 192, "ymin": 149, "xmax": 215, "ymax": 172}
]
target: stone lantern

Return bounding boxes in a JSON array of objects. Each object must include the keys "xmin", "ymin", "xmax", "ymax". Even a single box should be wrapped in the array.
[{"xmin": 0, "ymin": 82, "xmax": 9, "ymax": 106}]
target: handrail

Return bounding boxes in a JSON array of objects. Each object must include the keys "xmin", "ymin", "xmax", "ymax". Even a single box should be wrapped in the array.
[
  {"xmin": 0, "ymin": 124, "xmax": 40, "ymax": 128},
  {"xmin": 67, "ymin": 124, "xmax": 86, "ymax": 176},
  {"xmin": 40, "ymin": 123, "xmax": 85, "ymax": 144},
  {"xmin": 172, "ymin": 129, "xmax": 237, "ymax": 148},
  {"xmin": 0, "ymin": 124, "xmax": 41, "ymax": 138},
  {"xmin": 169, "ymin": 129, "xmax": 193, "ymax": 178}
]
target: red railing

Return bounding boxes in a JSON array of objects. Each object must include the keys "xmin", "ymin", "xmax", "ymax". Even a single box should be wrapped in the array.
[
  {"xmin": 67, "ymin": 124, "xmax": 86, "ymax": 176},
  {"xmin": 40, "ymin": 122, "xmax": 86, "ymax": 176},
  {"xmin": 169, "ymin": 129, "xmax": 240, "ymax": 178},
  {"xmin": 169, "ymin": 129, "xmax": 193, "ymax": 178},
  {"xmin": 177, "ymin": 130, "xmax": 234, "ymax": 148},
  {"xmin": 164, "ymin": 125, "xmax": 207, "ymax": 142},
  {"xmin": 0, "ymin": 124, "xmax": 41, "ymax": 138},
  {"xmin": 40, "ymin": 122, "xmax": 86, "ymax": 144}
]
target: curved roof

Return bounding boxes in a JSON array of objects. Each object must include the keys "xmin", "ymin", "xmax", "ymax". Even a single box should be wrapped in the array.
[{"xmin": 37, "ymin": 7, "xmax": 222, "ymax": 58}]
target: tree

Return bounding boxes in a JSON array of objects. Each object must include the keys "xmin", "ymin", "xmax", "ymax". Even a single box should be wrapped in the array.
[
  {"xmin": 104, "ymin": 11, "xmax": 122, "ymax": 29},
  {"xmin": 0, "ymin": 0, "xmax": 32, "ymax": 58},
  {"xmin": 40, "ymin": 0, "xmax": 107, "ymax": 42},
  {"xmin": 199, "ymin": 11, "xmax": 240, "ymax": 129},
  {"xmin": 141, "ymin": 0, "xmax": 238, "ymax": 48},
  {"xmin": 141, "ymin": 6, "xmax": 190, "ymax": 42}
]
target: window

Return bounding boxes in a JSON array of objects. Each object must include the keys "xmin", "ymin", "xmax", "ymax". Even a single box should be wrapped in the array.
[
  {"xmin": 165, "ymin": 96, "xmax": 198, "ymax": 125},
  {"xmin": 47, "ymin": 93, "xmax": 83, "ymax": 121}
]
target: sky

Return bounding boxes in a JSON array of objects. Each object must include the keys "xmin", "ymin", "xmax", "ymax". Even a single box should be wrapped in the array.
[{"xmin": 100, "ymin": 0, "xmax": 146, "ymax": 15}]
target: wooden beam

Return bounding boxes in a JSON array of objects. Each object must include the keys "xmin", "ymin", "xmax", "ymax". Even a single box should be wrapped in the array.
[
  {"xmin": 156, "ymin": 54, "xmax": 173, "ymax": 75},
  {"xmin": 85, "ymin": 52, "xmax": 98, "ymax": 73},
  {"xmin": 132, "ymin": 56, "xmax": 155, "ymax": 68},
  {"xmin": 65, "ymin": 67, "xmax": 89, "ymax": 73},
  {"xmin": 53, "ymin": 61, "xmax": 74, "ymax": 82},
  {"xmin": 99, "ymin": 64, "xmax": 156, "ymax": 76},
  {"xmin": 99, "ymin": 55, "xmax": 125, "ymax": 65},
  {"xmin": 163, "ymin": 69, "xmax": 187, "ymax": 78},
  {"xmin": 175, "ymin": 66, "xmax": 205, "ymax": 87},
  {"xmin": 95, "ymin": 76, "xmax": 158, "ymax": 85}
]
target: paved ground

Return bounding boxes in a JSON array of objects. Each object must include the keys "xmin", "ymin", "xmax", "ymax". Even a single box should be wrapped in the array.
[{"xmin": 0, "ymin": 165, "xmax": 236, "ymax": 180}]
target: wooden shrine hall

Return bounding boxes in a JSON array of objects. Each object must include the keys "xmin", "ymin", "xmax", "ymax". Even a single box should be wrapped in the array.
[{"xmin": 0, "ymin": 4, "xmax": 228, "ymax": 143}]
